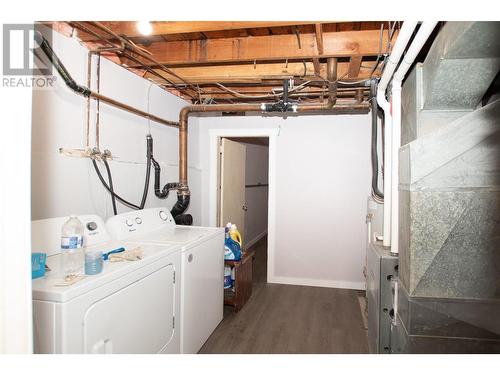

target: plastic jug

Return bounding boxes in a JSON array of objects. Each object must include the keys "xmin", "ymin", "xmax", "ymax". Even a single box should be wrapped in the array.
[
  {"xmin": 227, "ymin": 223, "xmax": 243, "ymax": 247},
  {"xmin": 224, "ymin": 227, "xmax": 241, "ymax": 261}
]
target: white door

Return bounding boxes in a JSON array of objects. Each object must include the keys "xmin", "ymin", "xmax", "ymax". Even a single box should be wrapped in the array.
[
  {"xmin": 220, "ymin": 138, "xmax": 246, "ymax": 242},
  {"xmin": 83, "ymin": 265, "xmax": 176, "ymax": 354}
]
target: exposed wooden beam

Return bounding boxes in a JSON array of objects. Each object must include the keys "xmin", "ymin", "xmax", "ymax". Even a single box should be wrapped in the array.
[
  {"xmin": 124, "ymin": 29, "xmax": 397, "ymax": 67},
  {"xmin": 312, "ymin": 58, "xmax": 321, "ymax": 77},
  {"xmin": 76, "ymin": 21, "xmax": 330, "ymax": 40},
  {"xmin": 348, "ymin": 55, "xmax": 363, "ymax": 78},
  {"xmin": 315, "ymin": 23, "xmax": 324, "ymax": 55},
  {"xmin": 138, "ymin": 61, "xmax": 378, "ymax": 85}
]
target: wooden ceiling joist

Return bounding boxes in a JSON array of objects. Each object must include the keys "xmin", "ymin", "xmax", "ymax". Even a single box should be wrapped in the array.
[
  {"xmin": 124, "ymin": 29, "xmax": 397, "ymax": 67},
  {"xmin": 54, "ymin": 21, "xmax": 399, "ymax": 105},
  {"xmin": 348, "ymin": 56, "xmax": 363, "ymax": 78},
  {"xmin": 76, "ymin": 21, "xmax": 330, "ymax": 40},
  {"xmin": 139, "ymin": 61, "xmax": 378, "ymax": 85},
  {"xmin": 315, "ymin": 23, "xmax": 324, "ymax": 55}
]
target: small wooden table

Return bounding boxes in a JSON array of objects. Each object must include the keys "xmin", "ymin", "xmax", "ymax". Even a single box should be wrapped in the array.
[{"xmin": 224, "ymin": 249, "xmax": 255, "ymax": 312}]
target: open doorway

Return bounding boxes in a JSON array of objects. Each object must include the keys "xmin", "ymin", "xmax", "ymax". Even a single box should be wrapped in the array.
[{"xmin": 217, "ymin": 137, "xmax": 269, "ymax": 285}]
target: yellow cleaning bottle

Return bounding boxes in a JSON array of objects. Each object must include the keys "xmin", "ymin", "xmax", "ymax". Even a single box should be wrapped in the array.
[{"xmin": 229, "ymin": 223, "xmax": 243, "ymax": 248}]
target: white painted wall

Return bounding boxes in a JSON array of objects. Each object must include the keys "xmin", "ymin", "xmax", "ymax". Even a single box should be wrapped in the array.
[
  {"xmin": 0, "ymin": 26, "xmax": 33, "ymax": 353},
  {"xmin": 31, "ymin": 27, "xmax": 371, "ymax": 290},
  {"xmin": 199, "ymin": 114, "xmax": 371, "ymax": 290},
  {"xmin": 31, "ymin": 26, "xmax": 201, "ymax": 223},
  {"xmin": 242, "ymin": 142, "xmax": 269, "ymax": 249}
]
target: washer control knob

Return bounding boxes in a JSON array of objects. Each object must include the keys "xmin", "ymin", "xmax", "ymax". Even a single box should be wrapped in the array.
[
  {"xmin": 125, "ymin": 218, "xmax": 134, "ymax": 227},
  {"xmin": 159, "ymin": 210, "xmax": 168, "ymax": 221},
  {"xmin": 135, "ymin": 217, "xmax": 142, "ymax": 224},
  {"xmin": 86, "ymin": 222, "xmax": 97, "ymax": 231}
]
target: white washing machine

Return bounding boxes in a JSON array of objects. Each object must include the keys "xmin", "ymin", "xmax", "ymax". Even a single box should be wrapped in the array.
[
  {"xmin": 31, "ymin": 214, "xmax": 181, "ymax": 354},
  {"xmin": 106, "ymin": 207, "xmax": 225, "ymax": 354}
]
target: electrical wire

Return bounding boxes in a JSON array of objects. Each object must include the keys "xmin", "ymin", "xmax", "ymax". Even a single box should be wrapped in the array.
[
  {"xmin": 337, "ymin": 78, "xmax": 372, "ymax": 85},
  {"xmin": 369, "ymin": 23, "xmax": 385, "ymax": 78},
  {"xmin": 389, "ymin": 21, "xmax": 398, "ymax": 47},
  {"xmin": 146, "ymin": 81, "xmax": 154, "ymax": 134},
  {"xmin": 214, "ymin": 81, "xmax": 312, "ymax": 99}
]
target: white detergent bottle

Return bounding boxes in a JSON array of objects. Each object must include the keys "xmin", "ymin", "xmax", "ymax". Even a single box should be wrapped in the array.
[{"xmin": 60, "ymin": 215, "xmax": 85, "ymax": 278}]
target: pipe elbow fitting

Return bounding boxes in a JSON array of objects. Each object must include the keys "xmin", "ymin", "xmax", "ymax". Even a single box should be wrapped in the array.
[
  {"xmin": 179, "ymin": 106, "xmax": 192, "ymax": 126},
  {"xmin": 376, "ymin": 91, "xmax": 389, "ymax": 112}
]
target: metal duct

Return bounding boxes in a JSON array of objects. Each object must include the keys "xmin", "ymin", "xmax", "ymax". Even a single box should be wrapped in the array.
[{"xmin": 423, "ymin": 22, "xmax": 500, "ymax": 110}]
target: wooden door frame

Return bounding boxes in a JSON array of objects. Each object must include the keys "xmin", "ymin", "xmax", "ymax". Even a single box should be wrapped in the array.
[{"xmin": 209, "ymin": 128, "xmax": 278, "ymax": 284}]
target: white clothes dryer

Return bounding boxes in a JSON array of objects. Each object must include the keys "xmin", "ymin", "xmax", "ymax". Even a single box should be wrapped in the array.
[
  {"xmin": 31, "ymin": 214, "xmax": 181, "ymax": 354},
  {"xmin": 106, "ymin": 207, "xmax": 224, "ymax": 354}
]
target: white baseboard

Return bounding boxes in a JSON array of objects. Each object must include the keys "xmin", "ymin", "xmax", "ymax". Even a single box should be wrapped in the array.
[
  {"xmin": 268, "ymin": 275, "xmax": 365, "ymax": 291},
  {"xmin": 244, "ymin": 230, "xmax": 267, "ymax": 250}
]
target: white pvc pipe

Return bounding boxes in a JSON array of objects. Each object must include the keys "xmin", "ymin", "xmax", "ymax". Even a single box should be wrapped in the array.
[
  {"xmin": 376, "ymin": 21, "xmax": 418, "ymax": 248},
  {"xmin": 390, "ymin": 22, "xmax": 438, "ymax": 255},
  {"xmin": 382, "ymin": 113, "xmax": 392, "ymax": 247}
]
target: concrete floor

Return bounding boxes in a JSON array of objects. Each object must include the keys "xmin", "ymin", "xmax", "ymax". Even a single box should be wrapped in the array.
[{"xmin": 199, "ymin": 236, "xmax": 369, "ymax": 354}]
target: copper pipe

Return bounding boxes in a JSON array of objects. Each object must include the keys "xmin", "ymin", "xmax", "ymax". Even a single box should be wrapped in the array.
[
  {"xmin": 177, "ymin": 101, "xmax": 369, "ymax": 186},
  {"xmin": 86, "ymin": 44, "xmax": 126, "ymax": 149},
  {"xmin": 327, "ymin": 57, "xmax": 338, "ymax": 109},
  {"xmin": 356, "ymin": 88, "xmax": 364, "ymax": 103},
  {"xmin": 88, "ymin": 91, "xmax": 179, "ymax": 128},
  {"xmin": 95, "ymin": 54, "xmax": 101, "ymax": 149},
  {"xmin": 86, "ymin": 50, "xmax": 92, "ymax": 148},
  {"xmin": 200, "ymin": 92, "xmax": 367, "ymax": 102}
]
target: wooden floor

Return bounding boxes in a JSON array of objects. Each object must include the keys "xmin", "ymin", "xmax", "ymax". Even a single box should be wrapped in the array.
[{"xmin": 199, "ymin": 236, "xmax": 369, "ymax": 354}]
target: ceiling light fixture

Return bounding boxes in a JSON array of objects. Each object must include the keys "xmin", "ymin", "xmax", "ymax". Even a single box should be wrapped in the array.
[{"xmin": 136, "ymin": 21, "xmax": 153, "ymax": 36}]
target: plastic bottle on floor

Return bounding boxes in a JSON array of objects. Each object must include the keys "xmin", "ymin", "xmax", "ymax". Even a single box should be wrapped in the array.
[{"xmin": 224, "ymin": 266, "xmax": 233, "ymax": 289}]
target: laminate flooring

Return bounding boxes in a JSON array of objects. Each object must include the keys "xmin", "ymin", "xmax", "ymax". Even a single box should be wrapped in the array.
[{"xmin": 199, "ymin": 236, "xmax": 369, "ymax": 354}]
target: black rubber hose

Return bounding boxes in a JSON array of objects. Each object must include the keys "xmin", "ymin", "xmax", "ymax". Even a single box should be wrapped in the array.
[
  {"xmin": 171, "ymin": 194, "xmax": 190, "ymax": 217},
  {"xmin": 371, "ymin": 79, "xmax": 384, "ymax": 201},
  {"xmin": 151, "ymin": 157, "xmax": 168, "ymax": 198},
  {"xmin": 34, "ymin": 31, "xmax": 91, "ymax": 97},
  {"xmin": 151, "ymin": 157, "xmax": 180, "ymax": 198},
  {"xmin": 92, "ymin": 159, "xmax": 141, "ymax": 210},
  {"xmin": 149, "ymin": 135, "xmax": 180, "ymax": 199},
  {"xmin": 103, "ymin": 159, "xmax": 118, "ymax": 215},
  {"xmin": 148, "ymin": 134, "xmax": 191, "ymax": 225},
  {"xmin": 139, "ymin": 136, "xmax": 153, "ymax": 209},
  {"xmin": 174, "ymin": 214, "xmax": 193, "ymax": 226}
]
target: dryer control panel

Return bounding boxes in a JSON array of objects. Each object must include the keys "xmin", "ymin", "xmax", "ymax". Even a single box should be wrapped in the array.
[
  {"xmin": 106, "ymin": 207, "xmax": 175, "ymax": 240},
  {"xmin": 32, "ymin": 215, "xmax": 109, "ymax": 257}
]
